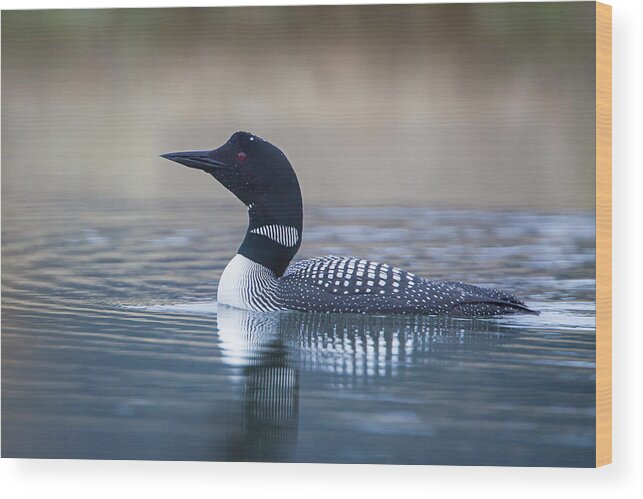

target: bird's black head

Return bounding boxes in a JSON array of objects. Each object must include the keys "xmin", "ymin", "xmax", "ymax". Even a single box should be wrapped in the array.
[
  {"xmin": 161, "ymin": 131, "xmax": 303, "ymax": 276},
  {"xmin": 161, "ymin": 131, "xmax": 299, "ymax": 208}
]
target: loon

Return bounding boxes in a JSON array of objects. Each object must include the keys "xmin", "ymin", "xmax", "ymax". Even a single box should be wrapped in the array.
[{"xmin": 162, "ymin": 131, "xmax": 538, "ymax": 317}]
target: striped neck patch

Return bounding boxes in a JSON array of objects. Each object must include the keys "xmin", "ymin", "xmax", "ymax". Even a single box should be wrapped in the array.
[{"xmin": 250, "ymin": 225, "xmax": 299, "ymax": 247}]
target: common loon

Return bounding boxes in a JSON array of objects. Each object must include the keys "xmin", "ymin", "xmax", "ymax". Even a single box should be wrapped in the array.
[{"xmin": 162, "ymin": 131, "xmax": 538, "ymax": 317}]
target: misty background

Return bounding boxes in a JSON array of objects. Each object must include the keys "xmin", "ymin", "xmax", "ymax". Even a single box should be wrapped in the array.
[{"xmin": 2, "ymin": 3, "xmax": 595, "ymax": 212}]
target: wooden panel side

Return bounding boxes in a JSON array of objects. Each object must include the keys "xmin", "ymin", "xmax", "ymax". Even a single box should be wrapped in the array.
[{"xmin": 595, "ymin": 1, "xmax": 612, "ymax": 468}]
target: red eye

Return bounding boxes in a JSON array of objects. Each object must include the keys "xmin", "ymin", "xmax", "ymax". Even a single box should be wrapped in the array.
[{"xmin": 236, "ymin": 151, "xmax": 247, "ymax": 162}]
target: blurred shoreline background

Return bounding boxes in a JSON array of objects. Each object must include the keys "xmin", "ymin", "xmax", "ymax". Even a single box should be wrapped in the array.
[{"xmin": 2, "ymin": 3, "xmax": 595, "ymax": 212}]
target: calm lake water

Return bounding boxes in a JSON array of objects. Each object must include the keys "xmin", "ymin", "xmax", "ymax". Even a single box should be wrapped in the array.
[{"xmin": 1, "ymin": 197, "xmax": 595, "ymax": 466}]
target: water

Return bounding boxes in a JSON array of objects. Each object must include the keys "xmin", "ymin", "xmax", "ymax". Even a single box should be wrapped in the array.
[{"xmin": 1, "ymin": 198, "xmax": 596, "ymax": 466}]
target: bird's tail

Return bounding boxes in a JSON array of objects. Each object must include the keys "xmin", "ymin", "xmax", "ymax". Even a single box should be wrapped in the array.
[
  {"xmin": 456, "ymin": 296, "xmax": 540, "ymax": 315},
  {"xmin": 443, "ymin": 281, "xmax": 539, "ymax": 316}
]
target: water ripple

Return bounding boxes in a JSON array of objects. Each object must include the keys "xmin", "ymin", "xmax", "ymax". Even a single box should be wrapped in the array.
[{"xmin": 2, "ymin": 203, "xmax": 596, "ymax": 465}]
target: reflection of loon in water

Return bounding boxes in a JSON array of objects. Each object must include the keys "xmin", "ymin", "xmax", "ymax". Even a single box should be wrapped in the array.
[
  {"xmin": 162, "ymin": 131, "xmax": 538, "ymax": 317},
  {"xmin": 216, "ymin": 306, "xmax": 512, "ymax": 461},
  {"xmin": 217, "ymin": 306, "xmax": 300, "ymax": 461}
]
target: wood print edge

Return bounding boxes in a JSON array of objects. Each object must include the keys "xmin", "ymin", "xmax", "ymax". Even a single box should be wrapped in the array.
[{"xmin": 595, "ymin": 0, "xmax": 612, "ymax": 468}]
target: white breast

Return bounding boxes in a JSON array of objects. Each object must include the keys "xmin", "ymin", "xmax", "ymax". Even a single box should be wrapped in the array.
[{"xmin": 217, "ymin": 254, "xmax": 283, "ymax": 312}]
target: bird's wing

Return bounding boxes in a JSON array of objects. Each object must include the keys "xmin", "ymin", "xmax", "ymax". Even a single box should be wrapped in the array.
[{"xmin": 280, "ymin": 256, "xmax": 537, "ymax": 316}]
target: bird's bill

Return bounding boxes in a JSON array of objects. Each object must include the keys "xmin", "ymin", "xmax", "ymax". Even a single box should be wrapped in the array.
[{"xmin": 160, "ymin": 150, "xmax": 228, "ymax": 172}]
